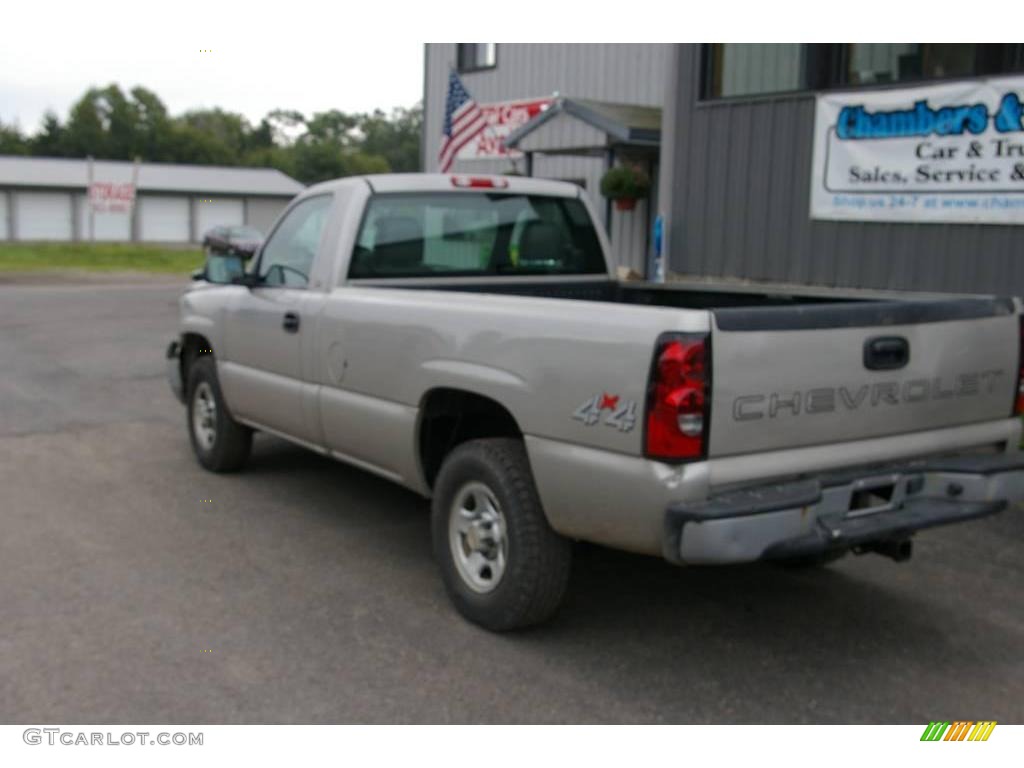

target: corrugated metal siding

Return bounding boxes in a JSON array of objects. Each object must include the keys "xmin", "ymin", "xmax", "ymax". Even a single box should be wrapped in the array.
[
  {"xmin": 661, "ymin": 44, "xmax": 1024, "ymax": 295},
  {"xmin": 425, "ymin": 43, "xmax": 669, "ymax": 173},
  {"xmin": 424, "ymin": 43, "xmax": 668, "ymax": 271},
  {"xmin": 609, "ymin": 198, "xmax": 649, "ymax": 274},
  {"xmin": 516, "ymin": 114, "xmax": 607, "ymax": 153}
]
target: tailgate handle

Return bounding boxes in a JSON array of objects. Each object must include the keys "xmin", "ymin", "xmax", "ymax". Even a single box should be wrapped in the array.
[{"xmin": 864, "ymin": 336, "xmax": 909, "ymax": 370}]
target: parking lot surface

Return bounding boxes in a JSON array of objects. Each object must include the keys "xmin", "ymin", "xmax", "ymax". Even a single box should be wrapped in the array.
[{"xmin": 1, "ymin": 277, "xmax": 1022, "ymax": 723}]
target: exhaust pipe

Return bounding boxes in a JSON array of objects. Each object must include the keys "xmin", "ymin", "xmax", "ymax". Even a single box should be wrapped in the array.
[{"xmin": 862, "ymin": 538, "xmax": 913, "ymax": 562}]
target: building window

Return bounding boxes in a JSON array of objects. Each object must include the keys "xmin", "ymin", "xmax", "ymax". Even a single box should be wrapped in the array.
[
  {"xmin": 456, "ymin": 44, "xmax": 497, "ymax": 73},
  {"xmin": 843, "ymin": 44, "xmax": 975, "ymax": 85},
  {"xmin": 702, "ymin": 43, "xmax": 1024, "ymax": 100},
  {"xmin": 705, "ymin": 43, "xmax": 805, "ymax": 98}
]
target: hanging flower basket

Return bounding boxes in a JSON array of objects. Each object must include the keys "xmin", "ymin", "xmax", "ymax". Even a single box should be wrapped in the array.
[{"xmin": 600, "ymin": 164, "xmax": 650, "ymax": 212}]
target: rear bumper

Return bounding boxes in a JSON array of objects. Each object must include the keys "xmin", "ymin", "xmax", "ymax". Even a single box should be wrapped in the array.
[
  {"xmin": 166, "ymin": 339, "xmax": 184, "ymax": 404},
  {"xmin": 664, "ymin": 453, "xmax": 1024, "ymax": 565}
]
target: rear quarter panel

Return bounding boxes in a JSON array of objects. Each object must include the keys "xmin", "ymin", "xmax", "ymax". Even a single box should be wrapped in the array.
[{"xmin": 312, "ymin": 287, "xmax": 710, "ymax": 477}]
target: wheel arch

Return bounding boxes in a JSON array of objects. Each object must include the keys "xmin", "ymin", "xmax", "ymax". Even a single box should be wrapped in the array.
[
  {"xmin": 179, "ymin": 332, "xmax": 215, "ymax": 391},
  {"xmin": 417, "ymin": 387, "xmax": 525, "ymax": 490}
]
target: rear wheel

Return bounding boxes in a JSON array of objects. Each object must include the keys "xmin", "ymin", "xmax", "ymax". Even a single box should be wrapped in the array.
[
  {"xmin": 431, "ymin": 438, "xmax": 572, "ymax": 631},
  {"xmin": 186, "ymin": 355, "xmax": 252, "ymax": 472}
]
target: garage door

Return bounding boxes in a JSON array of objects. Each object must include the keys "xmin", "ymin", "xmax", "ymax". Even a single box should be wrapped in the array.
[
  {"xmin": 245, "ymin": 197, "xmax": 289, "ymax": 235},
  {"xmin": 75, "ymin": 194, "xmax": 131, "ymax": 242},
  {"xmin": 196, "ymin": 198, "xmax": 244, "ymax": 239},
  {"xmin": 16, "ymin": 192, "xmax": 73, "ymax": 240},
  {"xmin": 139, "ymin": 196, "xmax": 190, "ymax": 242},
  {"xmin": 0, "ymin": 193, "xmax": 8, "ymax": 240}
]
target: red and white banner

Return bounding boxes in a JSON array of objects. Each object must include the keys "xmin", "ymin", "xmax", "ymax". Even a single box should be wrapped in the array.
[
  {"xmin": 455, "ymin": 97, "xmax": 553, "ymax": 161},
  {"xmin": 88, "ymin": 182, "xmax": 136, "ymax": 214}
]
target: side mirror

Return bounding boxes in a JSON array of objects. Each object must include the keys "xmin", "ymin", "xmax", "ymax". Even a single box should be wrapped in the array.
[
  {"xmin": 231, "ymin": 272, "xmax": 264, "ymax": 289},
  {"xmin": 191, "ymin": 268, "xmax": 205, "ymax": 281},
  {"xmin": 202, "ymin": 254, "xmax": 245, "ymax": 285}
]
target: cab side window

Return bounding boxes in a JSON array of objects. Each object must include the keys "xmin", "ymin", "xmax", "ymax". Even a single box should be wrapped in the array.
[{"xmin": 258, "ymin": 195, "xmax": 332, "ymax": 287}]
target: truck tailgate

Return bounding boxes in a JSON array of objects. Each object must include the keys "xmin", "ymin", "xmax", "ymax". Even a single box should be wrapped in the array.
[{"xmin": 709, "ymin": 297, "xmax": 1019, "ymax": 458}]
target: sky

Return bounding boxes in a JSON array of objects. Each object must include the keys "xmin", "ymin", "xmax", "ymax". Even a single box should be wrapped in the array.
[
  {"xmin": 1, "ymin": 1, "xmax": 995, "ymax": 136},
  {"xmin": 0, "ymin": 6, "xmax": 424, "ymax": 134}
]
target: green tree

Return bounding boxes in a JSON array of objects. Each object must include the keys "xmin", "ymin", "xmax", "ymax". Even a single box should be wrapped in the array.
[
  {"xmin": 14, "ymin": 83, "xmax": 424, "ymax": 185},
  {"xmin": 246, "ymin": 118, "xmax": 276, "ymax": 152},
  {"xmin": 359, "ymin": 104, "xmax": 422, "ymax": 172},
  {"xmin": 180, "ymin": 109, "xmax": 251, "ymax": 162},
  {"xmin": 167, "ymin": 122, "xmax": 235, "ymax": 165},
  {"xmin": 29, "ymin": 112, "xmax": 67, "ymax": 156},
  {"xmin": 265, "ymin": 109, "xmax": 306, "ymax": 145},
  {"xmin": 0, "ymin": 120, "xmax": 29, "ymax": 155},
  {"xmin": 130, "ymin": 86, "xmax": 174, "ymax": 161},
  {"xmin": 304, "ymin": 109, "xmax": 359, "ymax": 146},
  {"xmin": 63, "ymin": 88, "xmax": 110, "ymax": 157}
]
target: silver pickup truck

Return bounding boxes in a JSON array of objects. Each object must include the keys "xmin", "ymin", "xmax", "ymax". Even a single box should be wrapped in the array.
[{"xmin": 167, "ymin": 173, "xmax": 1024, "ymax": 630}]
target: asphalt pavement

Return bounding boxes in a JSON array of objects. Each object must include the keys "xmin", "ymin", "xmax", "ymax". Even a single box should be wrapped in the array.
[{"xmin": 0, "ymin": 276, "xmax": 1021, "ymax": 723}]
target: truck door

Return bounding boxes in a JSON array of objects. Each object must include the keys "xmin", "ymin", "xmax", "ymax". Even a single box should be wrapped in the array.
[{"xmin": 220, "ymin": 194, "xmax": 332, "ymax": 444}]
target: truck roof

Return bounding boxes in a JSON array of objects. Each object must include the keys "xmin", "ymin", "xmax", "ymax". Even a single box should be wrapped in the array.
[{"xmin": 303, "ymin": 172, "xmax": 582, "ymax": 199}]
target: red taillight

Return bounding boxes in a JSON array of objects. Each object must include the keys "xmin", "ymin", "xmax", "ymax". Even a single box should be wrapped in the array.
[
  {"xmin": 1015, "ymin": 316, "xmax": 1024, "ymax": 415},
  {"xmin": 450, "ymin": 175, "xmax": 509, "ymax": 189},
  {"xmin": 645, "ymin": 333, "xmax": 711, "ymax": 461}
]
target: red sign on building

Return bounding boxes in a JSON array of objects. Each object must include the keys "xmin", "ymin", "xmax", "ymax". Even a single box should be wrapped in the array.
[
  {"xmin": 456, "ymin": 97, "xmax": 553, "ymax": 161},
  {"xmin": 88, "ymin": 182, "xmax": 136, "ymax": 214}
]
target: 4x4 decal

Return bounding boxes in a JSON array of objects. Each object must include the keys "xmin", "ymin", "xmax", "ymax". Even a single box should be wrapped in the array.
[{"xmin": 573, "ymin": 393, "xmax": 638, "ymax": 432}]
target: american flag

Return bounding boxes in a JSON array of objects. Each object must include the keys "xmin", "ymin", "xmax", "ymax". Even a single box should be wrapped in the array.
[{"xmin": 438, "ymin": 70, "xmax": 488, "ymax": 172}]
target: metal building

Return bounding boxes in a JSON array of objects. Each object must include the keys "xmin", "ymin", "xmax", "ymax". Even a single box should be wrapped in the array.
[
  {"xmin": 0, "ymin": 156, "xmax": 303, "ymax": 243},
  {"xmin": 424, "ymin": 44, "xmax": 1024, "ymax": 295},
  {"xmin": 423, "ymin": 43, "xmax": 671, "ymax": 275},
  {"xmin": 659, "ymin": 44, "xmax": 1024, "ymax": 295}
]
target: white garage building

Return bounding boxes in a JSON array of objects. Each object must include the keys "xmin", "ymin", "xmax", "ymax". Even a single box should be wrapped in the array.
[{"xmin": 0, "ymin": 156, "xmax": 304, "ymax": 243}]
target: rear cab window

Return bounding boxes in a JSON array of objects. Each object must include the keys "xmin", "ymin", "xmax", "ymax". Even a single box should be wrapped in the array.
[{"xmin": 349, "ymin": 192, "xmax": 605, "ymax": 279}]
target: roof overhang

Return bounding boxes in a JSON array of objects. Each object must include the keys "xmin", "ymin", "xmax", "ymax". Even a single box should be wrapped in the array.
[
  {"xmin": 504, "ymin": 97, "xmax": 661, "ymax": 154},
  {"xmin": 0, "ymin": 155, "xmax": 305, "ymax": 196}
]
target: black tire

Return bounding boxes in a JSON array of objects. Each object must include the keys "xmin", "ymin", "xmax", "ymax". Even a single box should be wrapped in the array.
[
  {"xmin": 186, "ymin": 355, "xmax": 252, "ymax": 473},
  {"xmin": 431, "ymin": 438, "xmax": 572, "ymax": 631}
]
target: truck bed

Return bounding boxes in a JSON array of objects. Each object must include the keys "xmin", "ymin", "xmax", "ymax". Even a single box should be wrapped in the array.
[
  {"xmin": 388, "ymin": 277, "xmax": 856, "ymax": 310},
  {"xmin": 384, "ymin": 276, "xmax": 1012, "ymax": 324},
  {"xmin": 370, "ymin": 275, "xmax": 1017, "ymax": 458}
]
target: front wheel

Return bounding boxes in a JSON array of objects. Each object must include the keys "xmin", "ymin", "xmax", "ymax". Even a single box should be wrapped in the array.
[
  {"xmin": 431, "ymin": 438, "xmax": 572, "ymax": 631},
  {"xmin": 186, "ymin": 355, "xmax": 252, "ymax": 472}
]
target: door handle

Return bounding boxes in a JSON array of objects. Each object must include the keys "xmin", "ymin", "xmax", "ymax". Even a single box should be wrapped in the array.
[
  {"xmin": 864, "ymin": 336, "xmax": 909, "ymax": 370},
  {"xmin": 282, "ymin": 311, "xmax": 301, "ymax": 333}
]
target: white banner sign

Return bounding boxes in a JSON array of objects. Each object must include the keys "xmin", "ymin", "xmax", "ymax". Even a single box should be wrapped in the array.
[
  {"xmin": 88, "ymin": 181, "xmax": 136, "ymax": 214},
  {"xmin": 456, "ymin": 97, "xmax": 552, "ymax": 161},
  {"xmin": 811, "ymin": 76, "xmax": 1024, "ymax": 224}
]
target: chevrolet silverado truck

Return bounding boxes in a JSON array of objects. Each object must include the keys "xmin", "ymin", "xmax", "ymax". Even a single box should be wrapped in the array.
[{"xmin": 167, "ymin": 173, "xmax": 1024, "ymax": 631}]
